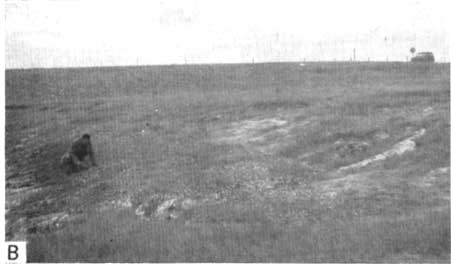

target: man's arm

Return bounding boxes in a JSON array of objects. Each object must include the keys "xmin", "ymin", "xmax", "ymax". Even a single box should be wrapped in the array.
[
  {"xmin": 69, "ymin": 152, "xmax": 86, "ymax": 169},
  {"xmin": 88, "ymin": 145, "xmax": 98, "ymax": 166}
]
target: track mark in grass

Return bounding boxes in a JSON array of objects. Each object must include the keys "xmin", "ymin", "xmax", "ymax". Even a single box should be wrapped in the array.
[{"xmin": 338, "ymin": 128, "xmax": 426, "ymax": 171}]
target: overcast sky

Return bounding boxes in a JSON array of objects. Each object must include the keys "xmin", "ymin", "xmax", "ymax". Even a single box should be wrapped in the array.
[{"xmin": 5, "ymin": 0, "xmax": 450, "ymax": 68}]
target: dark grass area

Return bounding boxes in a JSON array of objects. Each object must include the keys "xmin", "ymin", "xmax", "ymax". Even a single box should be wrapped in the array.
[{"xmin": 27, "ymin": 205, "xmax": 449, "ymax": 262}]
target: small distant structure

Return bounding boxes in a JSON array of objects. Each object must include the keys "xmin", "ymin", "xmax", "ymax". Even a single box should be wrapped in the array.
[{"xmin": 411, "ymin": 52, "xmax": 435, "ymax": 63}]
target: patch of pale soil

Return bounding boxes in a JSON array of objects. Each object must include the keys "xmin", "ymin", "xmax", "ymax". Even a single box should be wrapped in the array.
[
  {"xmin": 314, "ymin": 171, "xmax": 382, "ymax": 201},
  {"xmin": 134, "ymin": 193, "xmax": 176, "ymax": 220},
  {"xmin": 213, "ymin": 116, "xmax": 313, "ymax": 154},
  {"xmin": 29, "ymin": 212, "xmax": 70, "ymax": 231},
  {"xmin": 99, "ymin": 196, "xmax": 133, "ymax": 211},
  {"xmin": 7, "ymin": 211, "xmax": 79, "ymax": 240},
  {"xmin": 134, "ymin": 194, "xmax": 223, "ymax": 221},
  {"xmin": 217, "ymin": 118, "xmax": 288, "ymax": 144},
  {"xmin": 422, "ymin": 106, "xmax": 434, "ymax": 116},
  {"xmin": 412, "ymin": 167, "xmax": 450, "ymax": 188},
  {"xmin": 374, "ymin": 131, "xmax": 390, "ymax": 141},
  {"xmin": 154, "ymin": 198, "xmax": 177, "ymax": 218},
  {"xmin": 6, "ymin": 186, "xmax": 44, "ymax": 210},
  {"xmin": 338, "ymin": 128, "xmax": 426, "ymax": 171}
]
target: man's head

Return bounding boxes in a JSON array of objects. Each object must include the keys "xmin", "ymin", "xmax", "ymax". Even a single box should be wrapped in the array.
[{"xmin": 82, "ymin": 134, "xmax": 91, "ymax": 140}]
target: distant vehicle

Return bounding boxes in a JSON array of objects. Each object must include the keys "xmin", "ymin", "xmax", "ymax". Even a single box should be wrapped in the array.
[{"xmin": 411, "ymin": 52, "xmax": 435, "ymax": 62}]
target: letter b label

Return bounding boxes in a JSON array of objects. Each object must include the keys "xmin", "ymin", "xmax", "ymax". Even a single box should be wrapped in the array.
[
  {"xmin": 3, "ymin": 242, "xmax": 26, "ymax": 264},
  {"xmin": 9, "ymin": 245, "xmax": 18, "ymax": 260}
]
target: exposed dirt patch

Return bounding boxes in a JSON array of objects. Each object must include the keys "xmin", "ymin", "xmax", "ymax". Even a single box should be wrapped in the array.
[
  {"xmin": 213, "ymin": 116, "xmax": 315, "ymax": 155},
  {"xmin": 314, "ymin": 171, "xmax": 384, "ymax": 201},
  {"xmin": 413, "ymin": 167, "xmax": 450, "ymax": 189},
  {"xmin": 134, "ymin": 194, "xmax": 224, "ymax": 221},
  {"xmin": 339, "ymin": 128, "xmax": 426, "ymax": 171},
  {"xmin": 217, "ymin": 118, "xmax": 288, "ymax": 143},
  {"xmin": 99, "ymin": 196, "xmax": 133, "ymax": 211},
  {"xmin": 6, "ymin": 186, "xmax": 45, "ymax": 212},
  {"xmin": 213, "ymin": 117, "xmax": 291, "ymax": 154},
  {"xmin": 26, "ymin": 212, "xmax": 70, "ymax": 234}
]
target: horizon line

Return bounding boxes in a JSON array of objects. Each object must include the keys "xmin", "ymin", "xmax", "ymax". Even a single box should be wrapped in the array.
[{"xmin": 5, "ymin": 59, "xmax": 450, "ymax": 71}]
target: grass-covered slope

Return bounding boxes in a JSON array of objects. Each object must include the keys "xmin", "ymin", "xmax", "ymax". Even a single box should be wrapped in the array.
[{"xmin": 5, "ymin": 62, "xmax": 450, "ymax": 262}]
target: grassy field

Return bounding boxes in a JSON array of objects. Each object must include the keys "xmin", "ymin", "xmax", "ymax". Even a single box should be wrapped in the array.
[{"xmin": 5, "ymin": 62, "xmax": 450, "ymax": 262}]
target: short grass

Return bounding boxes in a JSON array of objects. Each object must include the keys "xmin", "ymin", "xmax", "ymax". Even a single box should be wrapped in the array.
[{"xmin": 5, "ymin": 62, "xmax": 450, "ymax": 262}]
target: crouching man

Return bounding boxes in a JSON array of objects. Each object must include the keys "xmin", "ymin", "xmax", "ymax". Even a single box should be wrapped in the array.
[{"xmin": 60, "ymin": 134, "xmax": 97, "ymax": 174}]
